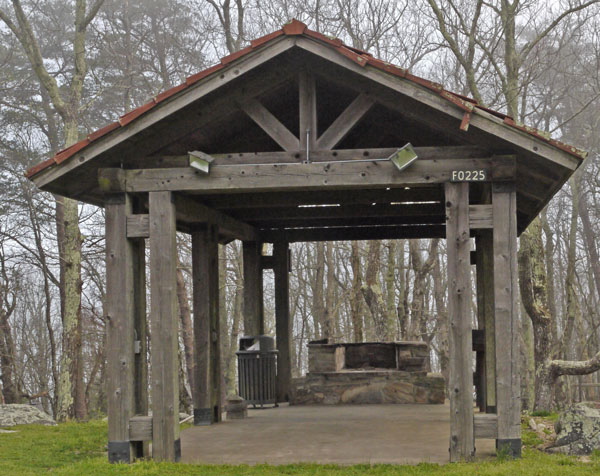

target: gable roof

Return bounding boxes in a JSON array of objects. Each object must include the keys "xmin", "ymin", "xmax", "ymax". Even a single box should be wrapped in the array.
[{"xmin": 26, "ymin": 18, "xmax": 586, "ymax": 181}]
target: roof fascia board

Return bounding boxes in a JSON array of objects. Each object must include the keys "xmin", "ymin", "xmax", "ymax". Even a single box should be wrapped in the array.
[
  {"xmin": 32, "ymin": 36, "xmax": 297, "ymax": 189},
  {"xmin": 294, "ymin": 36, "xmax": 580, "ymax": 172}
]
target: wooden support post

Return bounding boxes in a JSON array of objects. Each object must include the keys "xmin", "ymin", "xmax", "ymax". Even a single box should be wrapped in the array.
[
  {"xmin": 445, "ymin": 182, "xmax": 475, "ymax": 462},
  {"xmin": 479, "ymin": 231, "xmax": 496, "ymax": 413},
  {"xmin": 243, "ymin": 241, "xmax": 264, "ymax": 335},
  {"xmin": 149, "ymin": 191, "xmax": 180, "ymax": 462},
  {"xmin": 106, "ymin": 194, "xmax": 136, "ymax": 463},
  {"xmin": 299, "ymin": 71, "xmax": 317, "ymax": 153},
  {"xmin": 132, "ymin": 198, "xmax": 149, "ymax": 458},
  {"xmin": 274, "ymin": 241, "xmax": 291, "ymax": 402},
  {"xmin": 192, "ymin": 224, "xmax": 222, "ymax": 425},
  {"xmin": 492, "ymin": 182, "xmax": 521, "ymax": 457}
]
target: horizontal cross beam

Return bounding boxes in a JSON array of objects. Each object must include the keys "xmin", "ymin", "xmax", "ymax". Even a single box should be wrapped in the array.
[
  {"xmin": 260, "ymin": 224, "xmax": 446, "ymax": 242},
  {"xmin": 99, "ymin": 156, "xmax": 515, "ymax": 194},
  {"xmin": 129, "ymin": 146, "xmax": 491, "ymax": 168}
]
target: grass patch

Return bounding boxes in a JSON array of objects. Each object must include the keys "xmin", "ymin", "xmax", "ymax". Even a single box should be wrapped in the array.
[{"xmin": 1, "ymin": 420, "xmax": 600, "ymax": 475}]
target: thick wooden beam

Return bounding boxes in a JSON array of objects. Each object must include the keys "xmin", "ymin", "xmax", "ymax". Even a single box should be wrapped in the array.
[
  {"xmin": 262, "ymin": 224, "xmax": 445, "ymax": 243},
  {"xmin": 192, "ymin": 225, "xmax": 222, "ymax": 426},
  {"xmin": 240, "ymin": 98, "xmax": 299, "ymax": 151},
  {"xmin": 149, "ymin": 191, "xmax": 180, "ymax": 462},
  {"xmin": 243, "ymin": 241, "xmax": 264, "ymax": 335},
  {"xmin": 477, "ymin": 231, "xmax": 496, "ymax": 413},
  {"xmin": 133, "ymin": 146, "xmax": 491, "ymax": 168},
  {"xmin": 173, "ymin": 195, "xmax": 258, "ymax": 241},
  {"xmin": 127, "ymin": 214, "xmax": 150, "ymax": 238},
  {"xmin": 492, "ymin": 182, "xmax": 521, "ymax": 457},
  {"xmin": 316, "ymin": 93, "xmax": 375, "ymax": 150},
  {"xmin": 474, "ymin": 414, "xmax": 498, "ymax": 439},
  {"xmin": 98, "ymin": 156, "xmax": 515, "ymax": 194},
  {"xmin": 105, "ymin": 194, "xmax": 136, "ymax": 464},
  {"xmin": 252, "ymin": 215, "xmax": 445, "ymax": 229},
  {"xmin": 232, "ymin": 202, "xmax": 443, "ymax": 221},
  {"xmin": 274, "ymin": 242, "xmax": 291, "ymax": 402},
  {"xmin": 129, "ymin": 416, "xmax": 152, "ymax": 442},
  {"xmin": 445, "ymin": 182, "xmax": 475, "ymax": 462},
  {"xmin": 204, "ymin": 187, "xmax": 443, "ymax": 210},
  {"xmin": 469, "ymin": 205, "xmax": 493, "ymax": 229},
  {"xmin": 299, "ymin": 71, "xmax": 317, "ymax": 152},
  {"xmin": 131, "ymin": 204, "xmax": 149, "ymax": 458}
]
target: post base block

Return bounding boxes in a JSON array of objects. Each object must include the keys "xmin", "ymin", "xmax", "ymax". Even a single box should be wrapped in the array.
[
  {"xmin": 194, "ymin": 407, "xmax": 212, "ymax": 426},
  {"xmin": 108, "ymin": 441, "xmax": 131, "ymax": 463},
  {"xmin": 496, "ymin": 438, "xmax": 521, "ymax": 458}
]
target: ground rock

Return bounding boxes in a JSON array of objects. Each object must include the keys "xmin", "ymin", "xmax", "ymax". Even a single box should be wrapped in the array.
[
  {"xmin": 0, "ymin": 404, "xmax": 56, "ymax": 427},
  {"xmin": 552, "ymin": 402, "xmax": 600, "ymax": 455}
]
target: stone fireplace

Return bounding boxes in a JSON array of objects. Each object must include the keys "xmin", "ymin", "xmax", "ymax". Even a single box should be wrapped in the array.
[{"xmin": 290, "ymin": 341, "xmax": 445, "ymax": 405}]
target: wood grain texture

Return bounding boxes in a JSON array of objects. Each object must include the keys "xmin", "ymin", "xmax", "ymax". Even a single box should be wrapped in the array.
[
  {"xmin": 492, "ymin": 182, "xmax": 521, "ymax": 448},
  {"xmin": 445, "ymin": 182, "xmax": 475, "ymax": 462},
  {"xmin": 98, "ymin": 157, "xmax": 515, "ymax": 194},
  {"xmin": 192, "ymin": 225, "xmax": 222, "ymax": 423},
  {"xmin": 474, "ymin": 413, "xmax": 498, "ymax": 439},
  {"xmin": 243, "ymin": 241, "xmax": 264, "ymax": 335},
  {"xmin": 149, "ymin": 191, "xmax": 180, "ymax": 461},
  {"xmin": 105, "ymin": 194, "xmax": 136, "ymax": 462},
  {"xmin": 317, "ymin": 93, "xmax": 375, "ymax": 150},
  {"xmin": 299, "ymin": 71, "xmax": 317, "ymax": 152},
  {"xmin": 274, "ymin": 241, "xmax": 291, "ymax": 402},
  {"xmin": 240, "ymin": 97, "xmax": 300, "ymax": 151}
]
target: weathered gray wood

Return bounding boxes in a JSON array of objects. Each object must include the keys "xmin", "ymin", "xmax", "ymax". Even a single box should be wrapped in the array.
[
  {"xmin": 262, "ymin": 224, "xmax": 446, "ymax": 243},
  {"xmin": 299, "ymin": 71, "xmax": 317, "ymax": 152},
  {"xmin": 243, "ymin": 241, "xmax": 264, "ymax": 335},
  {"xmin": 294, "ymin": 36, "xmax": 581, "ymax": 171},
  {"xmin": 127, "ymin": 214, "xmax": 150, "ymax": 238},
  {"xmin": 240, "ymin": 97, "xmax": 300, "ymax": 151},
  {"xmin": 129, "ymin": 416, "xmax": 152, "ymax": 442},
  {"xmin": 173, "ymin": 195, "xmax": 257, "ymax": 242},
  {"xmin": 252, "ymin": 215, "xmax": 445, "ymax": 229},
  {"xmin": 98, "ymin": 157, "xmax": 515, "ymax": 194},
  {"xmin": 479, "ymin": 231, "xmax": 496, "ymax": 412},
  {"xmin": 203, "ymin": 187, "xmax": 442, "ymax": 210},
  {"xmin": 149, "ymin": 191, "xmax": 180, "ymax": 461},
  {"xmin": 131, "ymin": 213, "xmax": 149, "ymax": 458},
  {"xmin": 232, "ymin": 202, "xmax": 443, "ymax": 221},
  {"xmin": 105, "ymin": 194, "xmax": 136, "ymax": 463},
  {"xmin": 132, "ymin": 146, "xmax": 491, "ymax": 168},
  {"xmin": 32, "ymin": 36, "xmax": 298, "ymax": 189},
  {"xmin": 445, "ymin": 182, "xmax": 475, "ymax": 462},
  {"xmin": 492, "ymin": 182, "xmax": 521, "ymax": 456},
  {"xmin": 474, "ymin": 413, "xmax": 498, "ymax": 439},
  {"xmin": 274, "ymin": 241, "xmax": 291, "ymax": 402},
  {"xmin": 469, "ymin": 205, "xmax": 493, "ymax": 229},
  {"xmin": 192, "ymin": 225, "xmax": 222, "ymax": 425},
  {"xmin": 317, "ymin": 93, "xmax": 375, "ymax": 150}
]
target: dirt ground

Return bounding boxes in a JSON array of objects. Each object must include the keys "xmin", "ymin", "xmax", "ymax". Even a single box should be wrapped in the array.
[{"xmin": 180, "ymin": 402, "xmax": 496, "ymax": 465}]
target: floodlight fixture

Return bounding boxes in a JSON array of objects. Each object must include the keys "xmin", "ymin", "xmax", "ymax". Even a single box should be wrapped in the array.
[
  {"xmin": 189, "ymin": 150, "xmax": 215, "ymax": 174},
  {"xmin": 389, "ymin": 143, "xmax": 418, "ymax": 172}
]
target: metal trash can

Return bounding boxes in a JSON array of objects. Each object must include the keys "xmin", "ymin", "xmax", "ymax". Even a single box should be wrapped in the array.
[{"xmin": 236, "ymin": 335, "xmax": 278, "ymax": 408}]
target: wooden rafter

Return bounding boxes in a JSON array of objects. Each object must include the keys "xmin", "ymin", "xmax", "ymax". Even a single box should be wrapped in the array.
[
  {"xmin": 240, "ymin": 98, "xmax": 299, "ymax": 151},
  {"xmin": 316, "ymin": 93, "xmax": 375, "ymax": 150}
]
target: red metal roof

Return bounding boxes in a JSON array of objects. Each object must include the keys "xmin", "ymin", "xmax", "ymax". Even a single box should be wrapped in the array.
[{"xmin": 25, "ymin": 19, "xmax": 586, "ymax": 179}]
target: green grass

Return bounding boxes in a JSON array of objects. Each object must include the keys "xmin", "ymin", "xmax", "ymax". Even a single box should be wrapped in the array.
[{"xmin": 1, "ymin": 420, "xmax": 599, "ymax": 476}]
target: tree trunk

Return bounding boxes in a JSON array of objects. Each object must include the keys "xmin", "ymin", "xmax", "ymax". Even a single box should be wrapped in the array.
[{"xmin": 350, "ymin": 241, "xmax": 363, "ymax": 343}]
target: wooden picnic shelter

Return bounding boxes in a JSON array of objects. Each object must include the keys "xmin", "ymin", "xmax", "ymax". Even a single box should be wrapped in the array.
[{"xmin": 26, "ymin": 19, "xmax": 585, "ymax": 464}]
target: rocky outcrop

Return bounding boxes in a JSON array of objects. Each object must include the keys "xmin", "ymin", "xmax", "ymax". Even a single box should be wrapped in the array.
[
  {"xmin": 551, "ymin": 402, "xmax": 600, "ymax": 455},
  {"xmin": 0, "ymin": 404, "xmax": 56, "ymax": 427},
  {"xmin": 290, "ymin": 371, "xmax": 445, "ymax": 405}
]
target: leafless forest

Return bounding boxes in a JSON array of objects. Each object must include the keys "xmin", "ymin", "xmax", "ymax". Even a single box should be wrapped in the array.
[{"xmin": 1, "ymin": 0, "xmax": 600, "ymax": 420}]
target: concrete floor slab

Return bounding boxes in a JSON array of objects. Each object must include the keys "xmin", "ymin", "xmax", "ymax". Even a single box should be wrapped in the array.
[{"xmin": 180, "ymin": 403, "xmax": 497, "ymax": 465}]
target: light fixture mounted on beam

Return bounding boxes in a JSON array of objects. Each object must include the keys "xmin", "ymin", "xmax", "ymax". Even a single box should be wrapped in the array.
[
  {"xmin": 189, "ymin": 150, "xmax": 215, "ymax": 174},
  {"xmin": 389, "ymin": 143, "xmax": 418, "ymax": 172}
]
